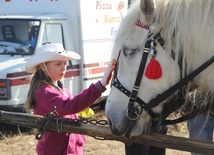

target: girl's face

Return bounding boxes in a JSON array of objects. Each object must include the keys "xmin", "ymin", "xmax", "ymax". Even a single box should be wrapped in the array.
[{"xmin": 43, "ymin": 61, "xmax": 67, "ymax": 82}]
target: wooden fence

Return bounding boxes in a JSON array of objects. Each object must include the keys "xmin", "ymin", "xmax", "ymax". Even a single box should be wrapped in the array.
[{"xmin": 0, "ymin": 110, "xmax": 214, "ymax": 154}]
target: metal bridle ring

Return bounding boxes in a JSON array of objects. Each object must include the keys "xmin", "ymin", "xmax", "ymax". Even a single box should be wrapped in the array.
[{"xmin": 126, "ymin": 108, "xmax": 141, "ymax": 121}]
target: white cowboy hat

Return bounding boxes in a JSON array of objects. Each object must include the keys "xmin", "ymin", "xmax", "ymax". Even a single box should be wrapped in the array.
[{"xmin": 25, "ymin": 43, "xmax": 81, "ymax": 73}]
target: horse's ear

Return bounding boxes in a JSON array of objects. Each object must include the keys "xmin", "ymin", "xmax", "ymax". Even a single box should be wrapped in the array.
[{"xmin": 140, "ymin": 0, "xmax": 155, "ymax": 24}]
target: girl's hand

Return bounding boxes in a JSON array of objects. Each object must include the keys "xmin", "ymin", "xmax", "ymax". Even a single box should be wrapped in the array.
[{"xmin": 101, "ymin": 59, "xmax": 116, "ymax": 86}]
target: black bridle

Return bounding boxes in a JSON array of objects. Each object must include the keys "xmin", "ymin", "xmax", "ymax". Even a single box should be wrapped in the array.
[
  {"xmin": 112, "ymin": 31, "xmax": 214, "ymax": 125},
  {"xmin": 112, "ymin": 32, "xmax": 165, "ymax": 121}
]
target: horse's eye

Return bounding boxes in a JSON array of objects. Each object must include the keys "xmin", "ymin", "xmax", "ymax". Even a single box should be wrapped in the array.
[
  {"xmin": 122, "ymin": 45, "xmax": 140, "ymax": 57},
  {"xmin": 130, "ymin": 49, "xmax": 140, "ymax": 55}
]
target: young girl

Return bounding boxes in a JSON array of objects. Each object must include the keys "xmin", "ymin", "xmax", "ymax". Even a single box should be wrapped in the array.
[{"xmin": 24, "ymin": 43, "xmax": 115, "ymax": 155}]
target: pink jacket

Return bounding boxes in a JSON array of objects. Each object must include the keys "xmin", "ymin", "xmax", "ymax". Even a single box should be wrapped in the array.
[{"xmin": 34, "ymin": 81, "xmax": 106, "ymax": 155}]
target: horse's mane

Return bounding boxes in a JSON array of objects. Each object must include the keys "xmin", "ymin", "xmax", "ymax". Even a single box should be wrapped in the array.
[{"xmin": 153, "ymin": 0, "xmax": 214, "ymax": 111}]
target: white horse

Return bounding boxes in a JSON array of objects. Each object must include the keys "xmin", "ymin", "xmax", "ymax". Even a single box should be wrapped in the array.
[{"xmin": 105, "ymin": 0, "xmax": 214, "ymax": 138}]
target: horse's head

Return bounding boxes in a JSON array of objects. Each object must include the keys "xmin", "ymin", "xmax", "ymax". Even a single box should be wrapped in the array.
[{"xmin": 105, "ymin": 0, "xmax": 181, "ymax": 138}]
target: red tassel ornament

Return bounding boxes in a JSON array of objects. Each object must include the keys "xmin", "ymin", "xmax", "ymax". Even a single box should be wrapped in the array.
[{"xmin": 145, "ymin": 58, "xmax": 162, "ymax": 79}]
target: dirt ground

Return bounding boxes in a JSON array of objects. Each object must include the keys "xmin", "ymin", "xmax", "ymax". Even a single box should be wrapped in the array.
[
  {"xmin": 0, "ymin": 112, "xmax": 192, "ymax": 155},
  {"xmin": 0, "ymin": 132, "xmax": 190, "ymax": 155}
]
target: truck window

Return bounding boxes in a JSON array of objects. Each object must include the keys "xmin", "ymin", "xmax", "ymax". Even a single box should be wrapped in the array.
[
  {"xmin": 0, "ymin": 19, "xmax": 40, "ymax": 55},
  {"xmin": 42, "ymin": 24, "xmax": 63, "ymax": 44}
]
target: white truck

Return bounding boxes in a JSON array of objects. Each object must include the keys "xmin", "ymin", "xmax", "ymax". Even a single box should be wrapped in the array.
[{"xmin": 0, "ymin": 0, "xmax": 128, "ymax": 112}]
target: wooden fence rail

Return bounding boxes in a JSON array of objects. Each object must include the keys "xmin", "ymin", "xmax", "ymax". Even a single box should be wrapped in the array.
[{"xmin": 0, "ymin": 110, "xmax": 214, "ymax": 154}]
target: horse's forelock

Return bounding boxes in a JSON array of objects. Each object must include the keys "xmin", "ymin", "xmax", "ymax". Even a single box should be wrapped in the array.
[{"xmin": 111, "ymin": 1, "xmax": 144, "ymax": 60}]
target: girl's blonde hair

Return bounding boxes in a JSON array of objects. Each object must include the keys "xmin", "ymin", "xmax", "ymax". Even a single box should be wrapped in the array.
[{"xmin": 24, "ymin": 67, "xmax": 52, "ymax": 112}]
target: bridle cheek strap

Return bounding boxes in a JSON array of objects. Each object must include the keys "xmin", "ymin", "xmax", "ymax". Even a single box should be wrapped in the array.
[{"xmin": 126, "ymin": 48, "xmax": 149, "ymax": 120}]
